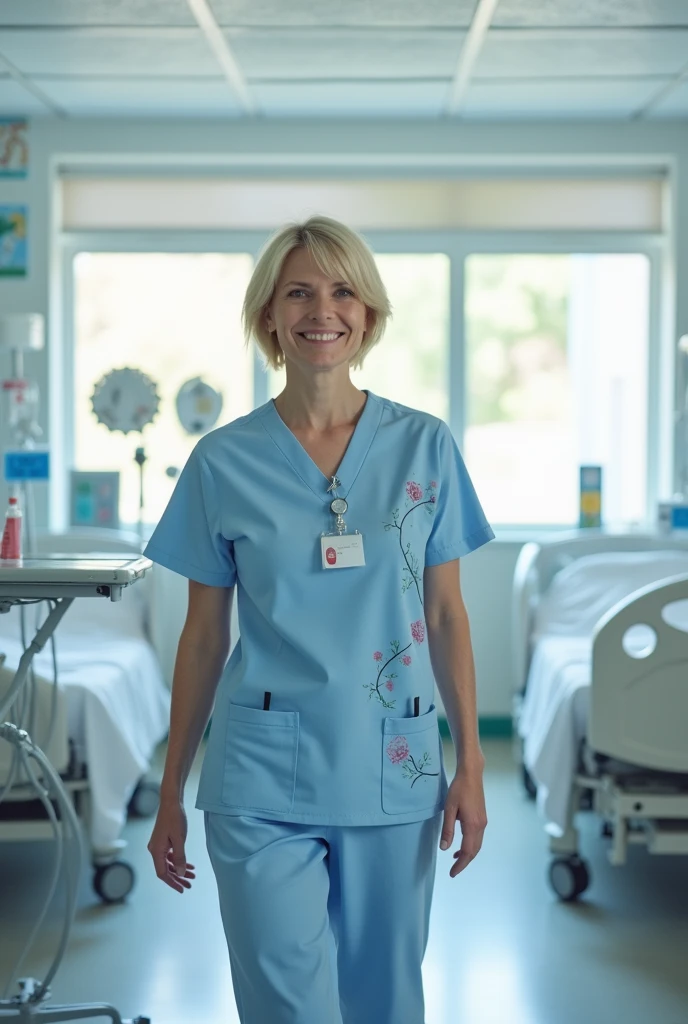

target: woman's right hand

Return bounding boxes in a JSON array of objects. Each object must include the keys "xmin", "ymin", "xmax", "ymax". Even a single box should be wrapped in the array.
[{"xmin": 147, "ymin": 797, "xmax": 196, "ymax": 893}]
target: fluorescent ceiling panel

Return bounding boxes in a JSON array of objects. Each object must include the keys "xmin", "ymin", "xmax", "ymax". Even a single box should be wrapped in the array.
[
  {"xmin": 476, "ymin": 29, "xmax": 688, "ymax": 78},
  {"xmin": 209, "ymin": 0, "xmax": 478, "ymax": 28},
  {"xmin": 462, "ymin": 77, "xmax": 665, "ymax": 117},
  {"xmin": 252, "ymin": 81, "xmax": 447, "ymax": 117},
  {"xmin": 36, "ymin": 78, "xmax": 243, "ymax": 117},
  {"xmin": 228, "ymin": 28, "xmax": 465, "ymax": 80},
  {"xmin": 647, "ymin": 79, "xmax": 688, "ymax": 116},
  {"xmin": 0, "ymin": 76, "xmax": 49, "ymax": 115},
  {"xmin": 0, "ymin": 28, "xmax": 215, "ymax": 76},
  {"xmin": 0, "ymin": 0, "xmax": 196, "ymax": 27},
  {"xmin": 494, "ymin": 0, "xmax": 688, "ymax": 29}
]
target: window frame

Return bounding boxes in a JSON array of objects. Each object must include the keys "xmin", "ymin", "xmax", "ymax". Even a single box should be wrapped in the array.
[{"xmin": 58, "ymin": 227, "xmax": 667, "ymax": 534}]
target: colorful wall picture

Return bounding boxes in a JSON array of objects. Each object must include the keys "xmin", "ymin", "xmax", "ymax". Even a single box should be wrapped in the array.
[
  {"xmin": 70, "ymin": 471, "xmax": 120, "ymax": 528},
  {"xmin": 0, "ymin": 204, "xmax": 27, "ymax": 277},
  {"xmin": 0, "ymin": 119, "xmax": 28, "ymax": 177}
]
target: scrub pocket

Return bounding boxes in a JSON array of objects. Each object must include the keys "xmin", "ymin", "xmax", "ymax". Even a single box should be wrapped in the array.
[
  {"xmin": 381, "ymin": 703, "xmax": 443, "ymax": 815},
  {"xmin": 221, "ymin": 702, "xmax": 299, "ymax": 813}
]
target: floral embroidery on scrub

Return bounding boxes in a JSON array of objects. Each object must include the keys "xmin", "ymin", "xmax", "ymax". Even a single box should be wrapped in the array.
[
  {"xmin": 365, "ymin": 619, "xmax": 426, "ymax": 709},
  {"xmin": 386, "ymin": 735, "xmax": 440, "ymax": 787},
  {"xmin": 383, "ymin": 479, "xmax": 437, "ymax": 604}
]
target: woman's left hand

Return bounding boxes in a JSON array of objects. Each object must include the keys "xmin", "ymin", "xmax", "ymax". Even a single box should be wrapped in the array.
[{"xmin": 439, "ymin": 760, "xmax": 488, "ymax": 878}]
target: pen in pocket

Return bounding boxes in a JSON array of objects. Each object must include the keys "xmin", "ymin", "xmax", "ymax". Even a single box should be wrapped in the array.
[
  {"xmin": 263, "ymin": 691, "xmax": 271, "ymax": 710},
  {"xmin": 414, "ymin": 696, "xmax": 419, "ymax": 717}
]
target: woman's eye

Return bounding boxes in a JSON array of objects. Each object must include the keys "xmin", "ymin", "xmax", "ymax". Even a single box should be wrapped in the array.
[{"xmin": 288, "ymin": 288, "xmax": 354, "ymax": 298}]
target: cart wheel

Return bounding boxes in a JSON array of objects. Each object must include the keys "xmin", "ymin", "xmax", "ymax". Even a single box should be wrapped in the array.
[
  {"xmin": 131, "ymin": 1018, "xmax": 151, "ymax": 1023},
  {"xmin": 93, "ymin": 860, "xmax": 136, "ymax": 903},
  {"xmin": 521, "ymin": 764, "xmax": 537, "ymax": 800},
  {"xmin": 548, "ymin": 856, "xmax": 590, "ymax": 901},
  {"xmin": 128, "ymin": 779, "xmax": 160, "ymax": 818}
]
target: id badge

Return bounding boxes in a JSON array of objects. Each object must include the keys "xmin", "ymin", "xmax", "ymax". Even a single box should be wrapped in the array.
[{"xmin": 321, "ymin": 532, "xmax": 366, "ymax": 569}]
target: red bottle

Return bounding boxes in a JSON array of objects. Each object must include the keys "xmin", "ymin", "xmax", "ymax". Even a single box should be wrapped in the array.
[{"xmin": 0, "ymin": 494, "xmax": 23, "ymax": 563}]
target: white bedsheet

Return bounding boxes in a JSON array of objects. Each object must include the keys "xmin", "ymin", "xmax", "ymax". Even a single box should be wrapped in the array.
[
  {"xmin": 518, "ymin": 635, "xmax": 591, "ymax": 833},
  {"xmin": 0, "ymin": 594, "xmax": 170, "ymax": 853}
]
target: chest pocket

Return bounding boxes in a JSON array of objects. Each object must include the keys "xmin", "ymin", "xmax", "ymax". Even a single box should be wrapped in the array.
[
  {"xmin": 222, "ymin": 703, "xmax": 299, "ymax": 812},
  {"xmin": 381, "ymin": 703, "xmax": 443, "ymax": 815}
]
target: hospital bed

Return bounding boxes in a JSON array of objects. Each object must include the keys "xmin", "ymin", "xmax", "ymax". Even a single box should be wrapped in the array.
[
  {"xmin": 0, "ymin": 528, "xmax": 170, "ymax": 905},
  {"xmin": 511, "ymin": 531, "xmax": 688, "ymax": 901}
]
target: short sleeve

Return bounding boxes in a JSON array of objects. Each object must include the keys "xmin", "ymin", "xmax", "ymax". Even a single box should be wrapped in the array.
[
  {"xmin": 425, "ymin": 421, "xmax": 495, "ymax": 565},
  {"xmin": 143, "ymin": 442, "xmax": 237, "ymax": 587}
]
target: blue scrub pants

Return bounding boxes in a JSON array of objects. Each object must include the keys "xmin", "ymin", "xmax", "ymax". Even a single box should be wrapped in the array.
[{"xmin": 204, "ymin": 810, "xmax": 443, "ymax": 1024}]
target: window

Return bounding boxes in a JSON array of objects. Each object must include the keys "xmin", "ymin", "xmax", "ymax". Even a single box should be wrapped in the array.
[
  {"xmin": 464, "ymin": 253, "xmax": 650, "ymax": 527},
  {"xmin": 73, "ymin": 252, "xmax": 254, "ymax": 525}
]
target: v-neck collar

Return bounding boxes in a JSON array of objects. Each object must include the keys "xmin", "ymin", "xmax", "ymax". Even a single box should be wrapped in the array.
[{"xmin": 259, "ymin": 389, "xmax": 383, "ymax": 504}]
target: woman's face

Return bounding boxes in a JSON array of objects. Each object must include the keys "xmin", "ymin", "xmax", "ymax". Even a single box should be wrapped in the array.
[{"xmin": 265, "ymin": 247, "xmax": 368, "ymax": 373}]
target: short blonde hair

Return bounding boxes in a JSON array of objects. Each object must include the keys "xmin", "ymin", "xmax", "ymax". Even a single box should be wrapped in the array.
[{"xmin": 242, "ymin": 215, "xmax": 392, "ymax": 371}]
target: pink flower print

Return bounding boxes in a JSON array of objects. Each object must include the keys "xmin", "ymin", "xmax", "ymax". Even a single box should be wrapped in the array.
[
  {"xmin": 373, "ymin": 651, "xmax": 383, "ymax": 661},
  {"xmin": 430, "ymin": 480, "xmax": 437, "ymax": 489},
  {"xmin": 411, "ymin": 619, "xmax": 426, "ymax": 644},
  {"xmin": 386, "ymin": 736, "xmax": 410, "ymax": 764},
  {"xmin": 401, "ymin": 654, "xmax": 411, "ymax": 666},
  {"xmin": 430, "ymin": 495, "xmax": 436, "ymax": 503},
  {"xmin": 385, "ymin": 680, "xmax": 394, "ymax": 691},
  {"xmin": 406, "ymin": 480, "xmax": 423, "ymax": 502}
]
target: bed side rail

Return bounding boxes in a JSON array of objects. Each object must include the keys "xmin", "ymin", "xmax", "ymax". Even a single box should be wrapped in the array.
[{"xmin": 589, "ymin": 573, "xmax": 688, "ymax": 772}]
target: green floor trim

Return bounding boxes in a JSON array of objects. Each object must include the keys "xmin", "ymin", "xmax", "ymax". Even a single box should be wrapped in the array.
[{"xmin": 438, "ymin": 716, "xmax": 513, "ymax": 741}]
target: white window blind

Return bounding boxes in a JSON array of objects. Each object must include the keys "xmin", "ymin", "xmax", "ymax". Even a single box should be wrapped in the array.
[{"xmin": 60, "ymin": 176, "xmax": 665, "ymax": 232}]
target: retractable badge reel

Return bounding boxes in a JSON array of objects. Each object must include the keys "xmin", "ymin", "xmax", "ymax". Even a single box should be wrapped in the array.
[{"xmin": 320, "ymin": 475, "xmax": 365, "ymax": 569}]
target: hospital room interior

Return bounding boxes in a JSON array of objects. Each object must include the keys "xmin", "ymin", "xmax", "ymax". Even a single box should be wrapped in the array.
[{"xmin": 2, "ymin": 1, "xmax": 688, "ymax": 1023}]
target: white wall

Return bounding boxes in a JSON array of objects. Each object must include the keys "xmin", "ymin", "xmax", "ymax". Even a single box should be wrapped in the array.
[{"xmin": 1, "ymin": 115, "xmax": 687, "ymax": 717}]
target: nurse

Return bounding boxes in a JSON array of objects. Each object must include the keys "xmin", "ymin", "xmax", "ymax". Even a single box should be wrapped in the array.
[{"xmin": 146, "ymin": 215, "xmax": 494, "ymax": 1024}]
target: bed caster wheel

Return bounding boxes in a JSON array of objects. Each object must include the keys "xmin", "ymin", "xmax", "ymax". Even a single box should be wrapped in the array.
[
  {"xmin": 521, "ymin": 764, "xmax": 537, "ymax": 800},
  {"xmin": 548, "ymin": 856, "xmax": 590, "ymax": 901},
  {"xmin": 131, "ymin": 1017, "xmax": 151, "ymax": 1023},
  {"xmin": 93, "ymin": 860, "xmax": 136, "ymax": 903},
  {"xmin": 128, "ymin": 779, "xmax": 160, "ymax": 818}
]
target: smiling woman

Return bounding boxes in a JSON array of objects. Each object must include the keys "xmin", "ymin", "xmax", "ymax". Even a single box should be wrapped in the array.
[
  {"xmin": 241, "ymin": 214, "xmax": 392, "ymax": 373},
  {"xmin": 144, "ymin": 212, "xmax": 493, "ymax": 1024}
]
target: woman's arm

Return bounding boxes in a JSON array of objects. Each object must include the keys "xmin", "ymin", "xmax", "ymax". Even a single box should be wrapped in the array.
[
  {"xmin": 424, "ymin": 559, "xmax": 484, "ymax": 771},
  {"xmin": 159, "ymin": 578, "xmax": 233, "ymax": 802}
]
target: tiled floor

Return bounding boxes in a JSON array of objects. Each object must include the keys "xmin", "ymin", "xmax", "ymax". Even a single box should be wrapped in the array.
[{"xmin": 1, "ymin": 737, "xmax": 687, "ymax": 1024}]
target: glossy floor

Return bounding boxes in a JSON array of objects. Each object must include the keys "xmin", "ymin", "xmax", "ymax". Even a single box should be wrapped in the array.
[{"xmin": 1, "ymin": 738, "xmax": 687, "ymax": 1024}]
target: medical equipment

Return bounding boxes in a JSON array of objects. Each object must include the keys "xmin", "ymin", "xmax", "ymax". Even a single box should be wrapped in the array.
[
  {"xmin": 90, "ymin": 367, "xmax": 161, "ymax": 543},
  {"xmin": 0, "ymin": 313, "xmax": 46, "ymax": 558},
  {"xmin": 512, "ymin": 531, "xmax": 688, "ymax": 901},
  {"xmin": 0, "ymin": 553, "xmax": 153, "ymax": 1024},
  {"xmin": 175, "ymin": 375, "xmax": 223, "ymax": 435}
]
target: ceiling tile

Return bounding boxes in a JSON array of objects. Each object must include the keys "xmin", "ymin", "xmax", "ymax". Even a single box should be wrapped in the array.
[
  {"xmin": 476, "ymin": 29, "xmax": 688, "ymax": 78},
  {"xmin": 252, "ymin": 80, "xmax": 446, "ymax": 117},
  {"xmin": 0, "ymin": 29, "xmax": 215, "ymax": 76},
  {"xmin": 0, "ymin": 77, "xmax": 49, "ymax": 115},
  {"xmin": 0, "ymin": 0, "xmax": 196, "ymax": 27},
  {"xmin": 461, "ymin": 77, "xmax": 665, "ymax": 118},
  {"xmin": 494, "ymin": 0, "xmax": 688, "ymax": 29},
  {"xmin": 209, "ymin": 0, "xmax": 477, "ymax": 28},
  {"xmin": 39, "ymin": 77, "xmax": 243, "ymax": 117},
  {"xmin": 230, "ymin": 28, "xmax": 464, "ymax": 79},
  {"xmin": 646, "ymin": 78, "xmax": 688, "ymax": 116}
]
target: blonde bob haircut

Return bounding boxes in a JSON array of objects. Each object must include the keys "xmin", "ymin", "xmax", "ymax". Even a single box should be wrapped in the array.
[{"xmin": 242, "ymin": 215, "xmax": 392, "ymax": 372}]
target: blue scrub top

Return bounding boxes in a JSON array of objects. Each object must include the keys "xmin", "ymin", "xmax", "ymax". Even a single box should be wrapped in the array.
[{"xmin": 144, "ymin": 390, "xmax": 494, "ymax": 826}]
